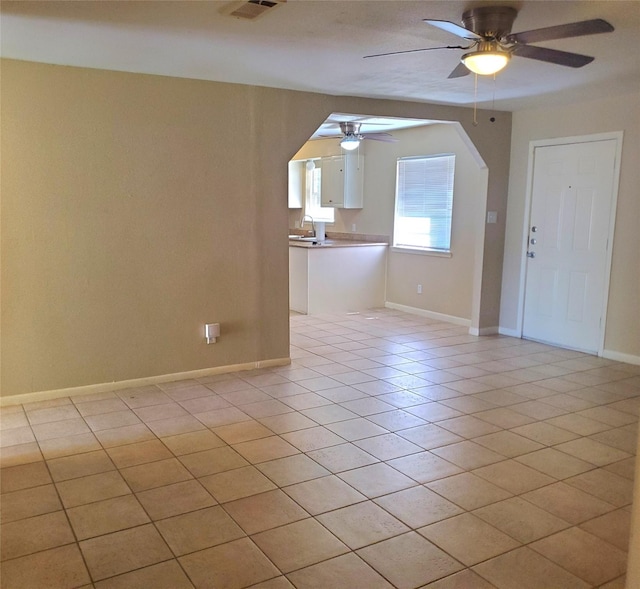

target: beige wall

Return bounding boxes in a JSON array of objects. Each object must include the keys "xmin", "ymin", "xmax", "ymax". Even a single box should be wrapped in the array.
[
  {"xmin": 500, "ymin": 91, "xmax": 640, "ymax": 360},
  {"xmin": 1, "ymin": 59, "xmax": 511, "ymax": 399}
]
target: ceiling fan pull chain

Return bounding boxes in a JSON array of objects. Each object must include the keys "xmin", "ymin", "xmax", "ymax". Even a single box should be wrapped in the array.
[{"xmin": 473, "ymin": 73, "xmax": 479, "ymax": 126}]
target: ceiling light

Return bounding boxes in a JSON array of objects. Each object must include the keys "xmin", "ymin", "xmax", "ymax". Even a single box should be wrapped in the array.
[
  {"xmin": 462, "ymin": 45, "xmax": 511, "ymax": 76},
  {"xmin": 340, "ymin": 135, "xmax": 361, "ymax": 151}
]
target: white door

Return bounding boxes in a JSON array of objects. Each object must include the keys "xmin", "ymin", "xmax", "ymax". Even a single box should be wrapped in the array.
[{"xmin": 522, "ymin": 139, "xmax": 617, "ymax": 353}]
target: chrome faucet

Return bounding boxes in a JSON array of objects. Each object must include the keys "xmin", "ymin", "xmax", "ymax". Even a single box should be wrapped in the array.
[{"xmin": 300, "ymin": 214, "xmax": 315, "ymax": 237}]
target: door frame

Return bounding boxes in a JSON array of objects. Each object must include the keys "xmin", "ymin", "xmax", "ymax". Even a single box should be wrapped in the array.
[{"xmin": 515, "ymin": 131, "xmax": 623, "ymax": 356}]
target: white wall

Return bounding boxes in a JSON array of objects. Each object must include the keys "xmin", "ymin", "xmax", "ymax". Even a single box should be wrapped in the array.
[
  {"xmin": 500, "ymin": 91, "xmax": 640, "ymax": 361},
  {"xmin": 290, "ymin": 123, "xmax": 487, "ymax": 322}
]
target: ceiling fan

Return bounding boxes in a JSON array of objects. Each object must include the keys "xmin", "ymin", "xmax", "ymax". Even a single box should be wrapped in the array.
[
  {"xmin": 317, "ymin": 121, "xmax": 399, "ymax": 150},
  {"xmin": 364, "ymin": 6, "xmax": 614, "ymax": 78}
]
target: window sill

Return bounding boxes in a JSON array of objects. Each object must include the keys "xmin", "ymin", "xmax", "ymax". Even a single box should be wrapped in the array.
[{"xmin": 390, "ymin": 246, "xmax": 452, "ymax": 258}]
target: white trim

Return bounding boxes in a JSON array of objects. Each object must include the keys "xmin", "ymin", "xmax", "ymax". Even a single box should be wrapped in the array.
[
  {"xmin": 385, "ymin": 302, "xmax": 470, "ymax": 327},
  {"xmin": 602, "ymin": 349, "xmax": 640, "ymax": 366},
  {"xmin": 0, "ymin": 358, "xmax": 291, "ymax": 407},
  {"xmin": 499, "ymin": 326, "xmax": 521, "ymax": 338},
  {"xmin": 469, "ymin": 326, "xmax": 499, "ymax": 336},
  {"xmin": 517, "ymin": 131, "xmax": 624, "ymax": 354}
]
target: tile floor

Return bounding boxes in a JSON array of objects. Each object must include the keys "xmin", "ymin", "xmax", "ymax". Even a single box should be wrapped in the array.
[{"xmin": 1, "ymin": 308, "xmax": 638, "ymax": 588}]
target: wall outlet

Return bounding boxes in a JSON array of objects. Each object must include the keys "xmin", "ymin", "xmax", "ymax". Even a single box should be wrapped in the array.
[
  {"xmin": 487, "ymin": 211, "xmax": 498, "ymax": 224},
  {"xmin": 351, "ymin": 224, "xmax": 357, "ymax": 232},
  {"xmin": 417, "ymin": 284, "xmax": 423, "ymax": 294},
  {"xmin": 205, "ymin": 323, "xmax": 220, "ymax": 344}
]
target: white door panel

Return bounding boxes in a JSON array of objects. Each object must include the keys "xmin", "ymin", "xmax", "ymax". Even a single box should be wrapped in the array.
[{"xmin": 523, "ymin": 139, "xmax": 617, "ymax": 353}]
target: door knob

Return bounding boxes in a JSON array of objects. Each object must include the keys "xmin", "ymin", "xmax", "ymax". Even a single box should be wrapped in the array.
[{"xmin": 527, "ymin": 251, "xmax": 536, "ymax": 258}]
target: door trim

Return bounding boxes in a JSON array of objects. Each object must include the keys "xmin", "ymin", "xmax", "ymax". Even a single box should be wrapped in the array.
[{"xmin": 515, "ymin": 131, "xmax": 623, "ymax": 356}]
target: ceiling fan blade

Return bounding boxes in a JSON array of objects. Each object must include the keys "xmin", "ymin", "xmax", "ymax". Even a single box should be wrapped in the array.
[
  {"xmin": 511, "ymin": 44, "xmax": 594, "ymax": 68},
  {"xmin": 506, "ymin": 19, "xmax": 614, "ymax": 45},
  {"xmin": 448, "ymin": 61, "xmax": 470, "ymax": 79},
  {"xmin": 362, "ymin": 133, "xmax": 399, "ymax": 143},
  {"xmin": 364, "ymin": 44, "xmax": 468, "ymax": 59},
  {"xmin": 423, "ymin": 19, "xmax": 482, "ymax": 40}
]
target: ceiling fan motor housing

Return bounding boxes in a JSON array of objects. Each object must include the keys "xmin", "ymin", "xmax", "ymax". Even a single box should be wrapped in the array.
[{"xmin": 462, "ymin": 6, "xmax": 517, "ymax": 40}]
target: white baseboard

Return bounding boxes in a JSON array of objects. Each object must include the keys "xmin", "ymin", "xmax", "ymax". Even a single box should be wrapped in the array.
[
  {"xmin": 469, "ymin": 326, "xmax": 499, "ymax": 336},
  {"xmin": 385, "ymin": 302, "xmax": 471, "ymax": 327},
  {"xmin": 602, "ymin": 349, "xmax": 640, "ymax": 366},
  {"xmin": 0, "ymin": 358, "xmax": 291, "ymax": 407},
  {"xmin": 498, "ymin": 326, "xmax": 521, "ymax": 338}
]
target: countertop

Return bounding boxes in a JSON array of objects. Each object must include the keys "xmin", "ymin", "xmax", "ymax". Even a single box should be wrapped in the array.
[{"xmin": 288, "ymin": 237, "xmax": 388, "ymax": 248}]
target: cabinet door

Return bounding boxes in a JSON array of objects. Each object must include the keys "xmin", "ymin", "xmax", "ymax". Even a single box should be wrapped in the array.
[
  {"xmin": 288, "ymin": 160, "xmax": 304, "ymax": 208},
  {"xmin": 343, "ymin": 154, "xmax": 364, "ymax": 208},
  {"xmin": 320, "ymin": 156, "xmax": 344, "ymax": 207}
]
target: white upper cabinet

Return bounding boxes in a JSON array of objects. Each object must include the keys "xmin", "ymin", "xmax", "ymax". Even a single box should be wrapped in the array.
[
  {"xmin": 320, "ymin": 153, "xmax": 364, "ymax": 208},
  {"xmin": 288, "ymin": 160, "xmax": 304, "ymax": 208}
]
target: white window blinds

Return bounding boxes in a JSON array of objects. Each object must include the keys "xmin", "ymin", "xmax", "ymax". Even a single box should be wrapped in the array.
[{"xmin": 394, "ymin": 154, "xmax": 455, "ymax": 252}]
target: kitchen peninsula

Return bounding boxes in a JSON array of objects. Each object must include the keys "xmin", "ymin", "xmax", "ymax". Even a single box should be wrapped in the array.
[{"xmin": 289, "ymin": 234, "xmax": 388, "ymax": 315}]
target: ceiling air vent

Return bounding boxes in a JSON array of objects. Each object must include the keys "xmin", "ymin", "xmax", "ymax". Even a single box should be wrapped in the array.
[{"xmin": 222, "ymin": 0, "xmax": 286, "ymax": 20}]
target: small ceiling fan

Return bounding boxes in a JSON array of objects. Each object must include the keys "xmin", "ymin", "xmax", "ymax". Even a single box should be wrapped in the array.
[
  {"xmin": 336, "ymin": 122, "xmax": 398, "ymax": 150},
  {"xmin": 365, "ymin": 6, "xmax": 614, "ymax": 78}
]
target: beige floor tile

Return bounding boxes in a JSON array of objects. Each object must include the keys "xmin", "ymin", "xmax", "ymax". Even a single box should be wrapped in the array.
[
  {"xmin": 403, "ymin": 402, "xmax": 463, "ymax": 422},
  {"xmin": 136, "ymin": 479, "xmax": 216, "ymax": 520},
  {"xmin": 106, "ymin": 440, "xmax": 172, "ymax": 469},
  {"xmin": 284, "ymin": 474, "xmax": 366, "ymax": 515},
  {"xmin": 212, "ymin": 420, "xmax": 273, "ymax": 444},
  {"xmin": 522, "ymin": 481, "xmax": 616, "ymax": 524},
  {"xmin": 554, "ymin": 437, "xmax": 631, "ymax": 466},
  {"xmin": 301, "ymin": 403, "xmax": 360, "ymax": 424},
  {"xmin": 281, "ymin": 426, "xmax": 346, "ymax": 452},
  {"xmin": 80, "ymin": 524, "xmax": 173, "ymax": 581},
  {"xmin": 39, "ymin": 432, "xmax": 103, "ymax": 460},
  {"xmin": 258, "ymin": 412, "xmax": 318, "ymax": 434},
  {"xmin": 419, "ymin": 513, "xmax": 520, "ymax": 566},
  {"xmin": 510, "ymin": 421, "xmax": 579, "ymax": 445},
  {"xmin": 155, "ymin": 505, "xmax": 245, "ymax": 555},
  {"xmin": 47, "ymin": 449, "xmax": 116, "ymax": 482},
  {"xmin": 0, "ymin": 411, "xmax": 29, "ymax": 430},
  {"xmin": 357, "ymin": 531, "xmax": 463, "ymax": 589},
  {"xmin": 472, "ymin": 459, "xmax": 555, "ymax": 494},
  {"xmin": 0, "ymin": 483, "xmax": 62, "ymax": 523},
  {"xmin": 365, "ymin": 409, "xmax": 427, "ymax": 431},
  {"xmin": 531, "ymin": 527, "xmax": 628, "ymax": 586},
  {"xmin": 598, "ymin": 576, "xmax": 627, "ymax": 589},
  {"xmin": 565, "ymin": 468, "xmax": 634, "ymax": 506},
  {"xmin": 75, "ymin": 397, "xmax": 129, "ymax": 416},
  {"xmin": 436, "ymin": 415, "xmax": 502, "ymax": 438},
  {"xmin": 472, "ymin": 546, "xmax": 590, "ymax": 589},
  {"xmin": 256, "ymin": 454, "xmax": 330, "ymax": 486},
  {"xmin": 387, "ymin": 451, "xmax": 463, "ymax": 483},
  {"xmin": 232, "ymin": 435, "xmax": 300, "ymax": 463},
  {"xmin": 0, "ymin": 461, "xmax": 51, "ymax": 493},
  {"xmin": 223, "ymin": 489, "xmax": 309, "ymax": 534},
  {"xmin": 194, "ymin": 406, "xmax": 252, "ymax": 428},
  {"xmin": 426, "ymin": 472, "xmax": 512, "ymax": 510},
  {"xmin": 160, "ymin": 429, "xmax": 225, "ymax": 455},
  {"xmin": 178, "ymin": 395, "xmax": 231, "ymax": 414},
  {"xmin": 338, "ymin": 463, "xmax": 416, "ymax": 499},
  {"xmin": 473, "ymin": 431, "xmax": 543, "ymax": 458},
  {"xmin": 605, "ymin": 456, "xmax": 637, "ymax": 480},
  {"xmin": 287, "ymin": 553, "xmax": 394, "ymax": 588},
  {"xmin": 118, "ymin": 388, "xmax": 171, "ymax": 408},
  {"xmin": 242, "ymin": 399, "xmax": 295, "ymax": 419},
  {"xmin": 200, "ymin": 465, "xmax": 276, "ymax": 503},
  {"xmin": 56, "ymin": 470, "xmax": 131, "ymax": 508},
  {"xmin": 32, "ymin": 418, "xmax": 91, "ymax": 441},
  {"xmin": 83, "ymin": 411, "xmax": 141, "ymax": 432},
  {"xmin": 179, "ymin": 537, "xmax": 280, "ymax": 589},
  {"xmin": 26, "ymin": 404, "xmax": 81, "ymax": 425},
  {"xmin": 179, "ymin": 446, "xmax": 249, "ymax": 477},
  {"xmin": 1, "ymin": 510, "xmax": 75, "ymax": 560},
  {"xmin": 317, "ymin": 501, "xmax": 409, "ymax": 549},
  {"xmin": 473, "ymin": 497, "xmax": 571, "ymax": 543},
  {"xmin": 221, "ymin": 388, "xmax": 272, "ymax": 406},
  {"xmin": 0, "ymin": 544, "xmax": 91, "ymax": 589},
  {"xmin": 546, "ymin": 414, "xmax": 611, "ymax": 436},
  {"xmin": 146, "ymin": 415, "xmax": 209, "ymax": 437},
  {"xmin": 0, "ymin": 442, "xmax": 43, "ymax": 468},
  {"xmin": 340, "ymin": 397, "xmax": 398, "ymax": 416},
  {"xmin": 515, "ymin": 447, "xmax": 595, "ymax": 479},
  {"xmin": 307, "ymin": 443, "xmax": 379, "ymax": 473},
  {"xmin": 396, "ymin": 423, "xmax": 463, "ymax": 450},
  {"xmin": 66, "ymin": 495, "xmax": 150, "ymax": 540},
  {"xmin": 93, "ymin": 423, "xmax": 156, "ymax": 448},
  {"xmin": 252, "ymin": 518, "xmax": 349, "ymax": 573},
  {"xmin": 281, "ymin": 392, "xmax": 332, "ymax": 411},
  {"xmin": 422, "ymin": 569, "xmax": 498, "ymax": 588},
  {"xmin": 375, "ymin": 486, "xmax": 462, "ymax": 528},
  {"xmin": 590, "ymin": 426, "xmax": 638, "ymax": 454},
  {"xmin": 251, "ymin": 577, "xmax": 295, "ymax": 588},
  {"xmin": 120, "ymin": 457, "xmax": 193, "ymax": 491},
  {"xmin": 93, "ymin": 560, "xmax": 194, "ymax": 589},
  {"xmin": 431, "ymin": 441, "xmax": 505, "ymax": 470},
  {"xmin": 324, "ymin": 417, "xmax": 389, "ymax": 441},
  {"xmin": 579, "ymin": 508, "xmax": 632, "ymax": 551},
  {"xmin": 353, "ymin": 433, "xmax": 423, "ymax": 460}
]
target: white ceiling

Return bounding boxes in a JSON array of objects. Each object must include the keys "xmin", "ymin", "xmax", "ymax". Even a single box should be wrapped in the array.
[{"xmin": 1, "ymin": 1, "xmax": 639, "ymax": 112}]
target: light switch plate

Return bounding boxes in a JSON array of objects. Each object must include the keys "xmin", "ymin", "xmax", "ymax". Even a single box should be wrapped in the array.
[{"xmin": 487, "ymin": 211, "xmax": 498, "ymax": 224}]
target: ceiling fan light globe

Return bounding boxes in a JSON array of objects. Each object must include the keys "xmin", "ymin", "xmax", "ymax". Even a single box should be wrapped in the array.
[
  {"xmin": 340, "ymin": 136, "xmax": 360, "ymax": 150},
  {"xmin": 462, "ymin": 50, "xmax": 510, "ymax": 75}
]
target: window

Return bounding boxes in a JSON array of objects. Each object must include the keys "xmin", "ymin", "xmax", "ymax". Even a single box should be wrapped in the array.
[
  {"xmin": 393, "ymin": 154, "xmax": 455, "ymax": 252},
  {"xmin": 305, "ymin": 160, "xmax": 334, "ymax": 223}
]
